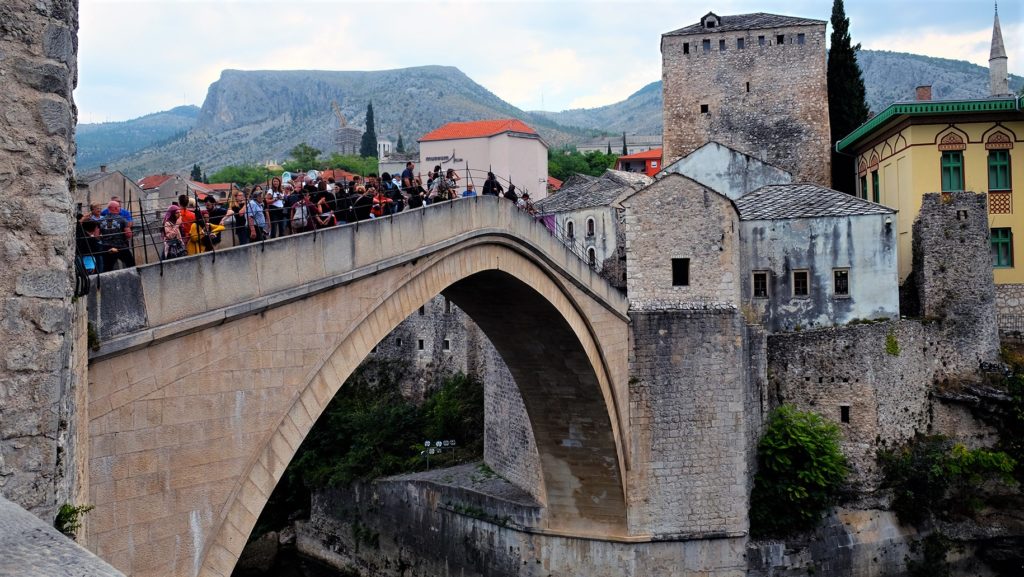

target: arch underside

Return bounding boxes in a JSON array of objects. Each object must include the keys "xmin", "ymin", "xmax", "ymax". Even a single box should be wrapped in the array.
[{"xmin": 194, "ymin": 239, "xmax": 629, "ymax": 576}]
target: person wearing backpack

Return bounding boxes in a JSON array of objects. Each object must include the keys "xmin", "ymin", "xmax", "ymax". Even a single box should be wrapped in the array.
[{"xmin": 290, "ymin": 190, "xmax": 316, "ymax": 233}]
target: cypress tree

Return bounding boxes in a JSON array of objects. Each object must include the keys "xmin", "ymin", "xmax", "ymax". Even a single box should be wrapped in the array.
[
  {"xmin": 396, "ymin": 133, "xmax": 405, "ymax": 154},
  {"xmin": 827, "ymin": 0, "xmax": 869, "ymax": 194},
  {"xmin": 621, "ymin": 132, "xmax": 628, "ymax": 156},
  {"xmin": 359, "ymin": 102, "xmax": 378, "ymax": 158},
  {"xmin": 607, "ymin": 141, "xmax": 612, "ymax": 155}
]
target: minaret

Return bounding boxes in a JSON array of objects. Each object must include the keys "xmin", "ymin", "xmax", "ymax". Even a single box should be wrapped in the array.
[{"xmin": 990, "ymin": 2, "xmax": 1010, "ymax": 96}]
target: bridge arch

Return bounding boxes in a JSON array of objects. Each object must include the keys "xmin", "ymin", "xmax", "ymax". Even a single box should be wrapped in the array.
[{"xmin": 86, "ymin": 198, "xmax": 631, "ymax": 577}]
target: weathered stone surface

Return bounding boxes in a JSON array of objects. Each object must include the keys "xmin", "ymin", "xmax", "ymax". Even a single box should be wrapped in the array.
[
  {"xmin": 38, "ymin": 98, "xmax": 70, "ymax": 136},
  {"xmin": 42, "ymin": 23, "xmax": 72, "ymax": 65},
  {"xmin": 661, "ymin": 18, "xmax": 831, "ymax": 186},
  {"xmin": 15, "ymin": 269, "xmax": 70, "ymax": 298},
  {"xmin": 15, "ymin": 58, "xmax": 69, "ymax": 98}
]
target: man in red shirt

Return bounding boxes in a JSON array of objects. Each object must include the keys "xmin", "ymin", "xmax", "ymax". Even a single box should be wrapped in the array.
[{"xmin": 177, "ymin": 194, "xmax": 196, "ymax": 238}]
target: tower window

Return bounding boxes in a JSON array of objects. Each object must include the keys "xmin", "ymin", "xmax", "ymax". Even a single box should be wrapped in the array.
[
  {"xmin": 587, "ymin": 247, "xmax": 597, "ymax": 267},
  {"xmin": 396, "ymin": 338, "xmax": 403, "ymax": 347},
  {"xmin": 745, "ymin": 82, "xmax": 750, "ymax": 93},
  {"xmin": 776, "ymin": 34, "xmax": 785, "ymax": 45},
  {"xmin": 840, "ymin": 405, "xmax": 850, "ymax": 424},
  {"xmin": 586, "ymin": 217, "xmax": 596, "ymax": 237},
  {"xmin": 566, "ymin": 220, "xmax": 575, "ymax": 238},
  {"xmin": 702, "ymin": 39, "xmax": 711, "ymax": 53},
  {"xmin": 737, "ymin": 37, "xmax": 745, "ymax": 49},
  {"xmin": 672, "ymin": 258, "xmax": 690, "ymax": 286},
  {"xmin": 445, "ymin": 298, "xmax": 452, "ymax": 313},
  {"xmin": 442, "ymin": 339, "xmax": 451, "ymax": 351},
  {"xmin": 683, "ymin": 42, "xmax": 690, "ymax": 55},
  {"xmin": 417, "ymin": 339, "xmax": 425, "ymax": 351},
  {"xmin": 700, "ymin": 104, "xmax": 709, "ymax": 114},
  {"xmin": 797, "ymin": 33, "xmax": 806, "ymax": 45},
  {"xmin": 719, "ymin": 39, "xmax": 726, "ymax": 51},
  {"xmin": 758, "ymin": 35, "xmax": 766, "ymax": 46}
]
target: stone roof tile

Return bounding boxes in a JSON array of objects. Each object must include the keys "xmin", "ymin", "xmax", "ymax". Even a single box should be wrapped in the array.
[
  {"xmin": 735, "ymin": 183, "xmax": 894, "ymax": 221},
  {"xmin": 664, "ymin": 12, "xmax": 824, "ymax": 36},
  {"xmin": 534, "ymin": 170, "xmax": 651, "ymax": 214}
]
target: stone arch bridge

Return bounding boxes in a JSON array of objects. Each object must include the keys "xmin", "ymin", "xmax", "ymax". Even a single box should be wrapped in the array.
[{"xmin": 86, "ymin": 197, "xmax": 636, "ymax": 577}]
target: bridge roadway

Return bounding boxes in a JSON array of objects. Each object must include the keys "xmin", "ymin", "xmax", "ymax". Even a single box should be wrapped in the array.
[{"xmin": 85, "ymin": 196, "xmax": 633, "ymax": 577}]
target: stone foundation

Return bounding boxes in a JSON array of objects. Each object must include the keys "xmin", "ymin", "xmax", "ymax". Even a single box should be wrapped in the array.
[{"xmin": 995, "ymin": 283, "xmax": 1024, "ymax": 335}]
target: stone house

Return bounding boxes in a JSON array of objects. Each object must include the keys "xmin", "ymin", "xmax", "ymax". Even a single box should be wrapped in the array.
[
  {"xmin": 137, "ymin": 173, "xmax": 203, "ymax": 220},
  {"xmin": 533, "ymin": 170, "xmax": 652, "ymax": 289},
  {"xmin": 661, "ymin": 11, "xmax": 831, "ymax": 186},
  {"xmin": 735, "ymin": 183, "xmax": 899, "ymax": 332},
  {"xmin": 418, "ymin": 119, "xmax": 549, "ymax": 199},
  {"xmin": 576, "ymin": 134, "xmax": 661, "ymax": 155},
  {"xmin": 658, "ymin": 140, "xmax": 793, "ymax": 200},
  {"xmin": 74, "ymin": 166, "xmax": 144, "ymax": 214}
]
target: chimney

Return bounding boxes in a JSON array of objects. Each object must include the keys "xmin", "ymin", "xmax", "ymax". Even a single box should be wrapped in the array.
[
  {"xmin": 915, "ymin": 85, "xmax": 933, "ymax": 101},
  {"xmin": 100, "ymin": 164, "xmax": 107, "ymax": 173}
]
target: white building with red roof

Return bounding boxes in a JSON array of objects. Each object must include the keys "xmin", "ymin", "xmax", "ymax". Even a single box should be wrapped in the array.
[{"xmin": 418, "ymin": 119, "xmax": 549, "ymax": 199}]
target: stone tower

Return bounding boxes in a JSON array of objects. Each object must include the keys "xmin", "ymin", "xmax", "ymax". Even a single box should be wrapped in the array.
[
  {"xmin": 661, "ymin": 11, "xmax": 832, "ymax": 186},
  {"xmin": 990, "ymin": 4, "xmax": 1010, "ymax": 96}
]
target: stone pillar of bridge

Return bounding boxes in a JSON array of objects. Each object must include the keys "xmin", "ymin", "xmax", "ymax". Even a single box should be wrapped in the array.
[
  {"xmin": 0, "ymin": 0, "xmax": 85, "ymax": 524},
  {"xmin": 620, "ymin": 174, "xmax": 764, "ymax": 555}
]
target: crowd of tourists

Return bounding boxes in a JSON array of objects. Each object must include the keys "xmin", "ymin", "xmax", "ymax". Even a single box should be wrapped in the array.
[{"xmin": 76, "ymin": 163, "xmax": 536, "ymax": 274}]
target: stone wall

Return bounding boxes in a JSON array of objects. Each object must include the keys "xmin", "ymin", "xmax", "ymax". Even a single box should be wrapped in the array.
[
  {"xmin": 661, "ymin": 21, "xmax": 831, "ymax": 186},
  {"xmin": 622, "ymin": 173, "xmax": 741, "ymax": 310},
  {"xmin": 298, "ymin": 479, "xmax": 748, "ymax": 577},
  {"xmin": 626, "ymin": 309, "xmax": 760, "ymax": 538},
  {"xmin": 995, "ymin": 283, "xmax": 1024, "ymax": 335},
  {"xmin": 0, "ymin": 0, "xmax": 82, "ymax": 522},
  {"xmin": 912, "ymin": 192, "xmax": 999, "ymax": 375},
  {"xmin": 767, "ymin": 321, "xmax": 934, "ymax": 488}
]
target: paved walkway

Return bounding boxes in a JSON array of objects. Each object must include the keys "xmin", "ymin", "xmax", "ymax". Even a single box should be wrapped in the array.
[{"xmin": 0, "ymin": 496, "xmax": 123, "ymax": 577}]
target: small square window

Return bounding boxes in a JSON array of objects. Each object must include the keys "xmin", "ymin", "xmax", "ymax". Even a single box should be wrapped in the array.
[
  {"xmin": 776, "ymin": 34, "xmax": 785, "ymax": 45},
  {"xmin": 442, "ymin": 339, "xmax": 451, "ymax": 351},
  {"xmin": 752, "ymin": 271, "xmax": 769, "ymax": 298},
  {"xmin": 833, "ymin": 269, "xmax": 850, "ymax": 297},
  {"xmin": 418, "ymin": 305, "xmax": 425, "ymax": 316},
  {"xmin": 840, "ymin": 405, "xmax": 850, "ymax": 424},
  {"xmin": 417, "ymin": 339, "xmax": 424, "ymax": 351},
  {"xmin": 719, "ymin": 39, "xmax": 726, "ymax": 51},
  {"xmin": 672, "ymin": 258, "xmax": 690, "ymax": 286},
  {"xmin": 683, "ymin": 42, "xmax": 690, "ymax": 55},
  {"xmin": 396, "ymin": 338, "xmax": 403, "ymax": 347},
  {"xmin": 793, "ymin": 270, "xmax": 809, "ymax": 297},
  {"xmin": 651, "ymin": 161, "xmax": 658, "ymax": 168},
  {"xmin": 702, "ymin": 39, "xmax": 711, "ymax": 53},
  {"xmin": 745, "ymin": 82, "xmax": 750, "ymax": 93},
  {"xmin": 445, "ymin": 298, "xmax": 452, "ymax": 313},
  {"xmin": 737, "ymin": 37, "xmax": 745, "ymax": 49},
  {"xmin": 700, "ymin": 104, "xmax": 709, "ymax": 114},
  {"xmin": 797, "ymin": 33, "xmax": 805, "ymax": 45},
  {"xmin": 758, "ymin": 35, "xmax": 766, "ymax": 46}
]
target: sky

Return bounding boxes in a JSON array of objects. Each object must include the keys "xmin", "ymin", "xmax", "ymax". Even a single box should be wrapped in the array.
[{"xmin": 76, "ymin": 0, "xmax": 1023, "ymax": 124}]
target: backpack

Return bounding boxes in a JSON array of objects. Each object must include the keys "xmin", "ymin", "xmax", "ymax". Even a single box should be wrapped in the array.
[{"xmin": 292, "ymin": 201, "xmax": 311, "ymax": 230}]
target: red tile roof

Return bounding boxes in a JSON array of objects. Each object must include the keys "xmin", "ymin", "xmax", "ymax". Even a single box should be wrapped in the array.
[
  {"xmin": 617, "ymin": 148, "xmax": 663, "ymax": 161},
  {"xmin": 547, "ymin": 176, "xmax": 563, "ymax": 191},
  {"xmin": 319, "ymin": 169, "xmax": 357, "ymax": 181},
  {"xmin": 138, "ymin": 174, "xmax": 175, "ymax": 190},
  {"xmin": 420, "ymin": 119, "xmax": 538, "ymax": 142},
  {"xmin": 205, "ymin": 182, "xmax": 236, "ymax": 191}
]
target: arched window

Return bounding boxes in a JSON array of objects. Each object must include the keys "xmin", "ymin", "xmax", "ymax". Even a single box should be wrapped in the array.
[
  {"xmin": 586, "ymin": 217, "xmax": 596, "ymax": 237},
  {"xmin": 587, "ymin": 247, "xmax": 597, "ymax": 267},
  {"xmin": 566, "ymin": 220, "xmax": 575, "ymax": 239}
]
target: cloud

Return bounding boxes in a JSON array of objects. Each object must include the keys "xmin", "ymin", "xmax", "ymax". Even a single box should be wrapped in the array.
[{"xmin": 865, "ymin": 23, "xmax": 1023, "ymax": 74}]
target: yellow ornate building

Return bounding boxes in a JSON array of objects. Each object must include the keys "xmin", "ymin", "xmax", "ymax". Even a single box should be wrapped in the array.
[{"xmin": 837, "ymin": 9, "xmax": 1024, "ymax": 329}]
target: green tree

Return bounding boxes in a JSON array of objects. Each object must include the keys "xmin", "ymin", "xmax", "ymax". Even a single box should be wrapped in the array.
[
  {"xmin": 750, "ymin": 405, "xmax": 848, "ymax": 536},
  {"xmin": 621, "ymin": 132, "xmax": 628, "ymax": 155},
  {"xmin": 548, "ymin": 150, "xmax": 617, "ymax": 181},
  {"xmin": 606, "ymin": 141, "xmax": 612, "ymax": 155},
  {"xmin": 827, "ymin": 0, "xmax": 870, "ymax": 194},
  {"xmin": 207, "ymin": 164, "xmax": 273, "ymax": 186},
  {"xmin": 360, "ymin": 102, "xmax": 378, "ymax": 158},
  {"xmin": 323, "ymin": 153, "xmax": 379, "ymax": 177},
  {"xmin": 396, "ymin": 133, "xmax": 405, "ymax": 154},
  {"xmin": 289, "ymin": 142, "xmax": 322, "ymax": 170},
  {"xmin": 190, "ymin": 163, "xmax": 202, "ymax": 182}
]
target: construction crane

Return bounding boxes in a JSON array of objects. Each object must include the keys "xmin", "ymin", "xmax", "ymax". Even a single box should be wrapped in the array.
[{"xmin": 332, "ymin": 100, "xmax": 347, "ymax": 128}]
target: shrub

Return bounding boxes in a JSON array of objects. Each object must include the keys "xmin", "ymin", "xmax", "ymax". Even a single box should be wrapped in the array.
[
  {"xmin": 881, "ymin": 435, "xmax": 1017, "ymax": 525},
  {"xmin": 54, "ymin": 503, "xmax": 94, "ymax": 539},
  {"xmin": 750, "ymin": 405, "xmax": 848, "ymax": 537}
]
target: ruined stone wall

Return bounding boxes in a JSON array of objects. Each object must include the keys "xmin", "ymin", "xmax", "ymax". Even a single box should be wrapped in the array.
[
  {"xmin": 661, "ymin": 22, "xmax": 831, "ymax": 186},
  {"xmin": 627, "ymin": 309, "xmax": 755, "ymax": 537},
  {"xmin": 0, "ymin": 0, "xmax": 82, "ymax": 521},
  {"xmin": 622, "ymin": 174, "xmax": 741, "ymax": 310},
  {"xmin": 912, "ymin": 192, "xmax": 999, "ymax": 375},
  {"xmin": 767, "ymin": 321, "xmax": 934, "ymax": 488}
]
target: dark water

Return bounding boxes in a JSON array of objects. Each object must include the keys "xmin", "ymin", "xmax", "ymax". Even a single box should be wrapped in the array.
[{"xmin": 233, "ymin": 548, "xmax": 356, "ymax": 577}]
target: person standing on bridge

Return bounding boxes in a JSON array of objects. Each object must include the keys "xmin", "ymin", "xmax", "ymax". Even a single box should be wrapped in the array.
[
  {"xmin": 482, "ymin": 171, "xmax": 504, "ymax": 197},
  {"xmin": 245, "ymin": 189, "xmax": 267, "ymax": 243}
]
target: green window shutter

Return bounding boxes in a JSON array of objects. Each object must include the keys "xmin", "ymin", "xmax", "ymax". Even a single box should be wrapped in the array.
[
  {"xmin": 941, "ymin": 151, "xmax": 964, "ymax": 192},
  {"xmin": 988, "ymin": 150, "xmax": 1011, "ymax": 191},
  {"xmin": 871, "ymin": 171, "xmax": 880, "ymax": 203},
  {"xmin": 859, "ymin": 175, "xmax": 867, "ymax": 199},
  {"xmin": 992, "ymin": 227, "xmax": 1014, "ymax": 268}
]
